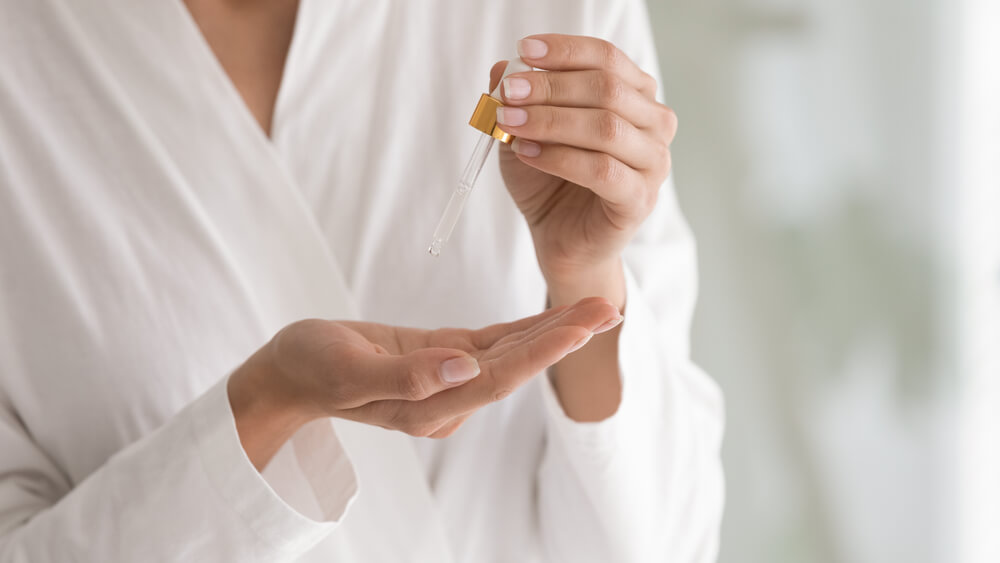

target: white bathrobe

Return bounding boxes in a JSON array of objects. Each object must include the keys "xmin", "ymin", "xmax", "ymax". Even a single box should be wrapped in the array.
[{"xmin": 0, "ymin": 0, "xmax": 724, "ymax": 561}]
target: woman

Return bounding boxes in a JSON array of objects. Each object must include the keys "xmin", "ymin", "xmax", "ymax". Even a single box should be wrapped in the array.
[{"xmin": 0, "ymin": 0, "xmax": 723, "ymax": 561}]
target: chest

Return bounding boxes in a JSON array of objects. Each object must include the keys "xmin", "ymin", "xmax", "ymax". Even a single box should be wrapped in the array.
[{"xmin": 181, "ymin": 0, "xmax": 300, "ymax": 135}]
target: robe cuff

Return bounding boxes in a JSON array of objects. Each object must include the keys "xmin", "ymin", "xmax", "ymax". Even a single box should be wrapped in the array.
[
  {"xmin": 540, "ymin": 265, "xmax": 657, "ymax": 461},
  {"xmin": 189, "ymin": 375, "xmax": 358, "ymax": 557}
]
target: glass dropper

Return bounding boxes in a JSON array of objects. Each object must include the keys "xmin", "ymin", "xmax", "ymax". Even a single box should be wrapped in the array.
[
  {"xmin": 428, "ymin": 133, "xmax": 496, "ymax": 256},
  {"xmin": 428, "ymin": 57, "xmax": 533, "ymax": 257}
]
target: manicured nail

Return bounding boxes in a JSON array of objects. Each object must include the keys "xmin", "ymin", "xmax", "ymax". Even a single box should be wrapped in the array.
[
  {"xmin": 511, "ymin": 139, "xmax": 541, "ymax": 157},
  {"xmin": 440, "ymin": 356, "xmax": 481, "ymax": 383},
  {"xmin": 503, "ymin": 77, "xmax": 531, "ymax": 100},
  {"xmin": 496, "ymin": 107, "xmax": 528, "ymax": 127},
  {"xmin": 594, "ymin": 315, "xmax": 624, "ymax": 334},
  {"xmin": 567, "ymin": 333, "xmax": 594, "ymax": 355},
  {"xmin": 518, "ymin": 38, "xmax": 548, "ymax": 59}
]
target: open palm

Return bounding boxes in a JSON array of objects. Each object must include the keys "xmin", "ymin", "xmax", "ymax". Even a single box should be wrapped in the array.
[{"xmin": 268, "ymin": 298, "xmax": 621, "ymax": 439}]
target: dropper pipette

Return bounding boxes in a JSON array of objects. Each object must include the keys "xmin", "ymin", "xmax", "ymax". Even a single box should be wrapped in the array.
[
  {"xmin": 428, "ymin": 57, "xmax": 533, "ymax": 256},
  {"xmin": 428, "ymin": 134, "xmax": 495, "ymax": 256}
]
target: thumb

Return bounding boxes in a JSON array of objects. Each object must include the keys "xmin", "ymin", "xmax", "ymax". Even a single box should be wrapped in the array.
[
  {"xmin": 341, "ymin": 347, "xmax": 481, "ymax": 406},
  {"xmin": 489, "ymin": 60, "xmax": 508, "ymax": 94}
]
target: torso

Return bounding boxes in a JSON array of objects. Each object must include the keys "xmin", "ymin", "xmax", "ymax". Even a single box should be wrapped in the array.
[{"xmin": 0, "ymin": 1, "xmax": 630, "ymax": 560}]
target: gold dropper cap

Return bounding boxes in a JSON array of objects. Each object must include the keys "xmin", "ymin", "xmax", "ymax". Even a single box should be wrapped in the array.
[{"xmin": 468, "ymin": 93, "xmax": 514, "ymax": 144}]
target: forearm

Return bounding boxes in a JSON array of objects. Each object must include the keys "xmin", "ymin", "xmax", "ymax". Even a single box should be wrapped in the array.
[{"xmin": 547, "ymin": 258, "xmax": 627, "ymax": 422}]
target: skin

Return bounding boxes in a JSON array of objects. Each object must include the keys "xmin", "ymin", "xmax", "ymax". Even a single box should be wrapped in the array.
[
  {"xmin": 183, "ymin": 3, "xmax": 677, "ymax": 468},
  {"xmin": 491, "ymin": 35, "xmax": 678, "ymax": 421},
  {"xmin": 230, "ymin": 299, "xmax": 622, "ymax": 468},
  {"xmin": 183, "ymin": 0, "xmax": 300, "ymax": 136}
]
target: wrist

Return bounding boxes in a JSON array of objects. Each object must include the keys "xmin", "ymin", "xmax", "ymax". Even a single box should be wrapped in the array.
[
  {"xmin": 228, "ymin": 343, "xmax": 315, "ymax": 470},
  {"xmin": 231, "ymin": 343, "xmax": 313, "ymax": 420},
  {"xmin": 545, "ymin": 258, "xmax": 627, "ymax": 422},
  {"xmin": 545, "ymin": 257, "xmax": 626, "ymax": 311}
]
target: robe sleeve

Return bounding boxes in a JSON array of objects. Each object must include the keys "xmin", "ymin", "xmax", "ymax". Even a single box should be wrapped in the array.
[
  {"xmin": 0, "ymin": 375, "xmax": 358, "ymax": 562},
  {"xmin": 535, "ymin": 1, "xmax": 725, "ymax": 560}
]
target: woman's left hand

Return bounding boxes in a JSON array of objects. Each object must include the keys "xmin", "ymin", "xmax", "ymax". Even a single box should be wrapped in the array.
[{"xmin": 490, "ymin": 34, "xmax": 677, "ymax": 307}]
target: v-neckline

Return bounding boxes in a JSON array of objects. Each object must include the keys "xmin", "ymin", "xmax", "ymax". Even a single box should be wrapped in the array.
[
  {"xmin": 171, "ymin": 0, "xmax": 307, "ymax": 145},
  {"xmin": 161, "ymin": 9, "xmax": 450, "ymax": 550}
]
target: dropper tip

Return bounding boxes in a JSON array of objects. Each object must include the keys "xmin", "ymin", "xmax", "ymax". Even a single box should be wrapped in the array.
[{"xmin": 428, "ymin": 239, "xmax": 443, "ymax": 257}]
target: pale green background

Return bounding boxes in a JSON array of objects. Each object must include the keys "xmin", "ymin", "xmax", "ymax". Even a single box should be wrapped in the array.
[{"xmin": 645, "ymin": 1, "xmax": 956, "ymax": 561}]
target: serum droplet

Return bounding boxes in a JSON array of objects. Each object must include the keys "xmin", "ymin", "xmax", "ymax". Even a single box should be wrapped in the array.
[{"xmin": 428, "ymin": 239, "xmax": 444, "ymax": 257}]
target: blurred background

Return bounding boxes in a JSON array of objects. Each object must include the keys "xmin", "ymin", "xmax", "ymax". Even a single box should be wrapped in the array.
[{"xmin": 643, "ymin": 0, "xmax": 998, "ymax": 562}]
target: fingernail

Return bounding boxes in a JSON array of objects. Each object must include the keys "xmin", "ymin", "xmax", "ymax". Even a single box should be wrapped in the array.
[
  {"xmin": 511, "ymin": 139, "xmax": 541, "ymax": 157},
  {"xmin": 496, "ymin": 106, "xmax": 527, "ymax": 127},
  {"xmin": 440, "ymin": 356, "xmax": 481, "ymax": 383},
  {"xmin": 594, "ymin": 315, "xmax": 624, "ymax": 335},
  {"xmin": 518, "ymin": 38, "xmax": 548, "ymax": 59},
  {"xmin": 503, "ymin": 77, "xmax": 531, "ymax": 100},
  {"xmin": 567, "ymin": 333, "xmax": 594, "ymax": 355}
]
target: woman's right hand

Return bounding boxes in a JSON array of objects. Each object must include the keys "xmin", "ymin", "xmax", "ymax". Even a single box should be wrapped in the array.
[{"xmin": 228, "ymin": 298, "xmax": 622, "ymax": 469}]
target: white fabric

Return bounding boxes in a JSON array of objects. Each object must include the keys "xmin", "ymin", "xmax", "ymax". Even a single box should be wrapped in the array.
[{"xmin": 0, "ymin": 0, "xmax": 724, "ymax": 561}]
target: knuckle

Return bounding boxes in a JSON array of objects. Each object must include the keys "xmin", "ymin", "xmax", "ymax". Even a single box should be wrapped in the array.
[
  {"xmin": 642, "ymin": 71, "xmax": 659, "ymax": 95},
  {"xmin": 542, "ymin": 107, "xmax": 561, "ymax": 134},
  {"xmin": 594, "ymin": 154, "xmax": 625, "ymax": 185},
  {"xmin": 596, "ymin": 111, "xmax": 625, "ymax": 143},
  {"xmin": 398, "ymin": 366, "xmax": 431, "ymax": 400},
  {"xmin": 597, "ymin": 72, "xmax": 626, "ymax": 106},
  {"xmin": 652, "ymin": 142, "xmax": 673, "ymax": 180},
  {"xmin": 661, "ymin": 106, "xmax": 679, "ymax": 135},
  {"xmin": 564, "ymin": 38, "xmax": 581, "ymax": 63},
  {"xmin": 653, "ymin": 139, "xmax": 671, "ymax": 164},
  {"xmin": 541, "ymin": 73, "xmax": 558, "ymax": 103},
  {"xmin": 601, "ymin": 40, "xmax": 622, "ymax": 68}
]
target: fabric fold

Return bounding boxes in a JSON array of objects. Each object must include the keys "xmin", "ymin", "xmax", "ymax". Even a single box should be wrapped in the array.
[{"xmin": 191, "ymin": 377, "xmax": 358, "ymax": 556}]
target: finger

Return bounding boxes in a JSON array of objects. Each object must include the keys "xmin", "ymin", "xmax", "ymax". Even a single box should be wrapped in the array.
[
  {"xmin": 334, "ymin": 347, "xmax": 483, "ymax": 407},
  {"xmin": 489, "ymin": 60, "xmax": 508, "ymax": 93},
  {"xmin": 428, "ymin": 413, "xmax": 472, "ymax": 439},
  {"xmin": 410, "ymin": 325, "xmax": 588, "ymax": 418},
  {"xmin": 335, "ymin": 326, "xmax": 580, "ymax": 436},
  {"xmin": 337, "ymin": 399, "xmax": 472, "ymax": 439},
  {"xmin": 423, "ymin": 299, "xmax": 621, "ymax": 408},
  {"xmin": 480, "ymin": 325, "xmax": 593, "ymax": 401},
  {"xmin": 470, "ymin": 304, "xmax": 570, "ymax": 349},
  {"xmin": 508, "ymin": 141, "xmax": 652, "ymax": 215},
  {"xmin": 516, "ymin": 34, "xmax": 657, "ymax": 98},
  {"xmin": 500, "ymin": 69, "xmax": 667, "ymax": 130},
  {"xmin": 335, "ymin": 301, "xmax": 619, "ymax": 436},
  {"xmin": 334, "ymin": 398, "xmax": 448, "ymax": 438},
  {"xmin": 496, "ymin": 105, "xmax": 660, "ymax": 171},
  {"xmin": 484, "ymin": 297, "xmax": 620, "ymax": 359},
  {"xmin": 343, "ymin": 306, "xmax": 567, "ymax": 356}
]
